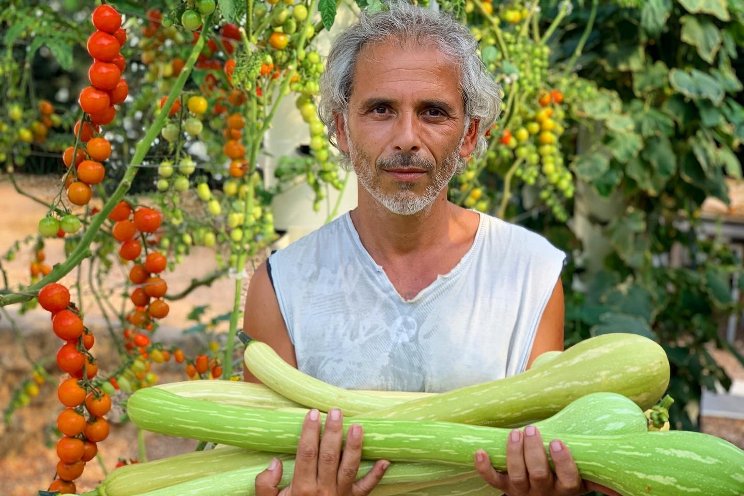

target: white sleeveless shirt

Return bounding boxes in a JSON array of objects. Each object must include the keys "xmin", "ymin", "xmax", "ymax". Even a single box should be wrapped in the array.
[{"xmin": 267, "ymin": 212, "xmax": 565, "ymax": 393}]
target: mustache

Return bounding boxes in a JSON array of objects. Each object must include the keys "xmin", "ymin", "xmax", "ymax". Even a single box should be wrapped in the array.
[{"xmin": 377, "ymin": 153, "xmax": 434, "ymax": 171}]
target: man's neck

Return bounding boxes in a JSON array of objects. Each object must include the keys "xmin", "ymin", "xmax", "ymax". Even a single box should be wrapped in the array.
[{"xmin": 349, "ymin": 190, "xmax": 470, "ymax": 259}]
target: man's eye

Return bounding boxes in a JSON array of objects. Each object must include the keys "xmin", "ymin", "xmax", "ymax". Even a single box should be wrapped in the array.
[
  {"xmin": 425, "ymin": 108, "xmax": 446, "ymax": 118},
  {"xmin": 372, "ymin": 106, "xmax": 388, "ymax": 114}
]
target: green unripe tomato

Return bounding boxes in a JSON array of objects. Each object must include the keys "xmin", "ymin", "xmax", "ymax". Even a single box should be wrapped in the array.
[
  {"xmin": 9, "ymin": 104, "xmax": 22, "ymax": 121},
  {"xmin": 207, "ymin": 199, "xmax": 221, "ymax": 216},
  {"xmin": 310, "ymin": 135, "xmax": 324, "ymax": 151},
  {"xmin": 254, "ymin": 4, "xmax": 268, "ymax": 17},
  {"xmin": 203, "ymin": 231, "xmax": 216, "ymax": 247},
  {"xmin": 184, "ymin": 117, "xmax": 203, "ymax": 136},
  {"xmin": 272, "ymin": 6, "xmax": 289, "ymax": 26},
  {"xmin": 158, "ymin": 161, "xmax": 174, "ymax": 178},
  {"xmin": 156, "ymin": 178, "xmax": 170, "ymax": 191},
  {"xmin": 283, "ymin": 18, "xmax": 297, "ymax": 34},
  {"xmin": 227, "ymin": 212, "xmax": 243, "ymax": 229},
  {"xmin": 161, "ymin": 124, "xmax": 179, "ymax": 142},
  {"xmin": 196, "ymin": 0, "xmax": 216, "ymax": 15},
  {"xmin": 179, "ymin": 157, "xmax": 196, "ymax": 176},
  {"xmin": 60, "ymin": 214, "xmax": 82, "ymax": 234},
  {"xmin": 182, "ymin": 233, "xmax": 193, "ymax": 246},
  {"xmin": 309, "ymin": 120, "xmax": 325, "ymax": 135},
  {"xmin": 38, "ymin": 216, "xmax": 60, "ymax": 238},
  {"xmin": 181, "ymin": 9, "xmax": 202, "ymax": 31},
  {"xmin": 223, "ymin": 180, "xmax": 238, "ymax": 196},
  {"xmin": 174, "ymin": 175, "xmax": 190, "ymax": 192},
  {"xmin": 197, "ymin": 182, "xmax": 212, "ymax": 201},
  {"xmin": 292, "ymin": 4, "xmax": 308, "ymax": 21},
  {"xmin": 230, "ymin": 228, "xmax": 244, "ymax": 242}
]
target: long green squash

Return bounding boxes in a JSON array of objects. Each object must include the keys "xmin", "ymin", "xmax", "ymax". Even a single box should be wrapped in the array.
[
  {"xmin": 156, "ymin": 379, "xmax": 429, "ymax": 411},
  {"xmin": 364, "ymin": 333, "xmax": 670, "ymax": 425},
  {"xmin": 127, "ymin": 388, "xmax": 744, "ymax": 496},
  {"xmin": 244, "ymin": 333, "xmax": 668, "ymax": 425},
  {"xmin": 116, "ymin": 392, "xmax": 642, "ymax": 496}
]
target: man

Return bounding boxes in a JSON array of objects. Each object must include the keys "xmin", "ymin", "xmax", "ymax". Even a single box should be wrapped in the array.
[{"xmin": 244, "ymin": 2, "xmax": 618, "ymax": 495}]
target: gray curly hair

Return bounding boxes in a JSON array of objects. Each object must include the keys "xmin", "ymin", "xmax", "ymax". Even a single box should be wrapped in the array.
[{"xmin": 318, "ymin": 1, "xmax": 501, "ymax": 158}]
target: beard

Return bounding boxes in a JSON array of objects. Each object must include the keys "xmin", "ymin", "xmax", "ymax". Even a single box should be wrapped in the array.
[{"xmin": 345, "ymin": 123, "xmax": 466, "ymax": 216}]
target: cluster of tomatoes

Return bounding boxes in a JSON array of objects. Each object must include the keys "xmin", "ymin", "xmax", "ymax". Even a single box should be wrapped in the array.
[
  {"xmin": 65, "ymin": 4, "xmax": 128, "ymax": 208},
  {"xmin": 38, "ymin": 282, "xmax": 111, "ymax": 494},
  {"xmin": 186, "ymin": 352, "xmax": 223, "ymax": 379}
]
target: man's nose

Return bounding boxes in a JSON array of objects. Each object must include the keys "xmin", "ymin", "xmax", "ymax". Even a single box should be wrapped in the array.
[{"xmin": 393, "ymin": 112, "xmax": 421, "ymax": 153}]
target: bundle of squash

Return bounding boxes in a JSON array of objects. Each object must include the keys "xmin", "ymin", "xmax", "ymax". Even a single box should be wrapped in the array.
[{"xmin": 82, "ymin": 333, "xmax": 743, "ymax": 496}]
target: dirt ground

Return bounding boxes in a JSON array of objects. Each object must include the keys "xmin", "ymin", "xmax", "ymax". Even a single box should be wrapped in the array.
[{"xmin": 1, "ymin": 174, "xmax": 743, "ymax": 495}]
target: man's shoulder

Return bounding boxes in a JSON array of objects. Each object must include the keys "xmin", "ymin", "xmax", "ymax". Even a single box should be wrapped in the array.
[
  {"xmin": 271, "ymin": 213, "xmax": 350, "ymax": 261},
  {"xmin": 478, "ymin": 212, "xmax": 564, "ymax": 258}
]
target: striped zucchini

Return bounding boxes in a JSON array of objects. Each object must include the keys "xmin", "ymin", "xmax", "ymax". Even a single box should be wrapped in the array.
[
  {"xmin": 127, "ymin": 388, "xmax": 744, "ymax": 495},
  {"xmin": 244, "ymin": 333, "xmax": 668, "ymax": 425},
  {"xmin": 364, "ymin": 333, "xmax": 670, "ymax": 425},
  {"xmin": 156, "ymin": 379, "xmax": 429, "ymax": 411},
  {"xmin": 243, "ymin": 342, "xmax": 431, "ymax": 415},
  {"xmin": 113, "ymin": 392, "xmax": 642, "ymax": 496}
]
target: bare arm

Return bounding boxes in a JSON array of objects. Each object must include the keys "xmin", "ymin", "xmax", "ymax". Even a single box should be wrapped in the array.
[
  {"xmin": 242, "ymin": 261, "xmax": 296, "ymax": 383},
  {"xmin": 526, "ymin": 278, "xmax": 565, "ymax": 369}
]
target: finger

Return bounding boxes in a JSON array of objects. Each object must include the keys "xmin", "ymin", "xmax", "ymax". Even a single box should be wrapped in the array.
[
  {"xmin": 506, "ymin": 429, "xmax": 529, "ymax": 494},
  {"xmin": 292, "ymin": 409, "xmax": 321, "ymax": 491},
  {"xmin": 473, "ymin": 449, "xmax": 509, "ymax": 490},
  {"xmin": 352, "ymin": 458, "xmax": 390, "ymax": 496},
  {"xmin": 317, "ymin": 408, "xmax": 344, "ymax": 488},
  {"xmin": 255, "ymin": 458, "xmax": 283, "ymax": 496},
  {"xmin": 338, "ymin": 423, "xmax": 364, "ymax": 492},
  {"xmin": 523, "ymin": 426, "xmax": 553, "ymax": 492},
  {"xmin": 549, "ymin": 440, "xmax": 583, "ymax": 495}
]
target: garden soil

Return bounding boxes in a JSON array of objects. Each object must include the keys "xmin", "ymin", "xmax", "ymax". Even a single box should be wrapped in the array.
[{"xmin": 0, "ymin": 174, "xmax": 743, "ymax": 495}]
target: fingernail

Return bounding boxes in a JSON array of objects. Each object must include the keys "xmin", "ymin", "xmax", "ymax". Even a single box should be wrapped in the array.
[
  {"xmin": 329, "ymin": 408, "xmax": 341, "ymax": 421},
  {"xmin": 380, "ymin": 460, "xmax": 391, "ymax": 471},
  {"xmin": 349, "ymin": 424, "xmax": 361, "ymax": 439},
  {"xmin": 550, "ymin": 440, "xmax": 563, "ymax": 452},
  {"xmin": 510, "ymin": 429, "xmax": 521, "ymax": 443},
  {"xmin": 525, "ymin": 425, "xmax": 536, "ymax": 437},
  {"xmin": 475, "ymin": 450, "xmax": 487, "ymax": 463},
  {"xmin": 309, "ymin": 409, "xmax": 319, "ymax": 421},
  {"xmin": 269, "ymin": 458, "xmax": 280, "ymax": 472}
]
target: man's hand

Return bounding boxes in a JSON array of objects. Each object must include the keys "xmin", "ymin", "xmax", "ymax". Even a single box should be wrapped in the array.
[
  {"xmin": 255, "ymin": 408, "xmax": 390, "ymax": 496},
  {"xmin": 474, "ymin": 426, "xmax": 621, "ymax": 496}
]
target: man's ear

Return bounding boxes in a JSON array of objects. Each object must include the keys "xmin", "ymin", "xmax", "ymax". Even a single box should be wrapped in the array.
[
  {"xmin": 459, "ymin": 118, "xmax": 480, "ymax": 158},
  {"xmin": 334, "ymin": 113, "xmax": 350, "ymax": 154}
]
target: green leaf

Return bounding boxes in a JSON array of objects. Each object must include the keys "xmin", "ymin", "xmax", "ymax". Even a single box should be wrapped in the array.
[
  {"xmin": 642, "ymin": 135, "xmax": 677, "ymax": 177},
  {"xmin": 594, "ymin": 168, "xmax": 623, "ymax": 196},
  {"xmin": 605, "ymin": 43, "xmax": 645, "ymax": 72},
  {"xmin": 641, "ymin": 0, "xmax": 673, "ymax": 36},
  {"xmin": 635, "ymin": 108, "xmax": 676, "ymax": 137},
  {"xmin": 718, "ymin": 147, "xmax": 742, "ymax": 178},
  {"xmin": 607, "ymin": 131, "xmax": 643, "ymax": 162},
  {"xmin": 319, "ymin": 0, "xmax": 337, "ymax": 30},
  {"xmin": 680, "ymin": 151, "xmax": 707, "ymax": 184},
  {"xmin": 187, "ymin": 304, "xmax": 209, "ymax": 321},
  {"xmin": 44, "ymin": 37, "xmax": 73, "ymax": 71},
  {"xmin": 591, "ymin": 312, "xmax": 655, "ymax": 340},
  {"xmin": 218, "ymin": 0, "xmax": 239, "ymax": 23},
  {"xmin": 697, "ymin": 101, "xmax": 724, "ymax": 127},
  {"xmin": 572, "ymin": 151, "xmax": 610, "ymax": 182},
  {"xmin": 677, "ymin": 0, "xmax": 730, "ymax": 21},
  {"xmin": 669, "ymin": 68, "xmax": 725, "ymax": 105},
  {"xmin": 680, "ymin": 15, "xmax": 722, "ymax": 64},
  {"xmin": 608, "ymin": 210, "xmax": 648, "ymax": 267},
  {"xmin": 633, "ymin": 61, "xmax": 669, "ymax": 97},
  {"xmin": 632, "ymin": 135, "xmax": 677, "ymax": 194},
  {"xmin": 605, "ymin": 114, "xmax": 635, "ymax": 133},
  {"xmin": 481, "ymin": 46, "xmax": 499, "ymax": 64},
  {"xmin": 710, "ymin": 66, "xmax": 743, "ymax": 93},
  {"xmin": 706, "ymin": 268, "xmax": 733, "ymax": 304},
  {"xmin": 3, "ymin": 17, "xmax": 32, "ymax": 46}
]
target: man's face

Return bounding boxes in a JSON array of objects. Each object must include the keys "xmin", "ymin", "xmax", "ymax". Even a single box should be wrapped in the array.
[{"xmin": 335, "ymin": 39, "xmax": 478, "ymax": 216}]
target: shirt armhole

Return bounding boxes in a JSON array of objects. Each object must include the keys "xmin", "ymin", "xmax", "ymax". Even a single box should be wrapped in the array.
[{"xmin": 266, "ymin": 256, "xmax": 275, "ymax": 292}]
